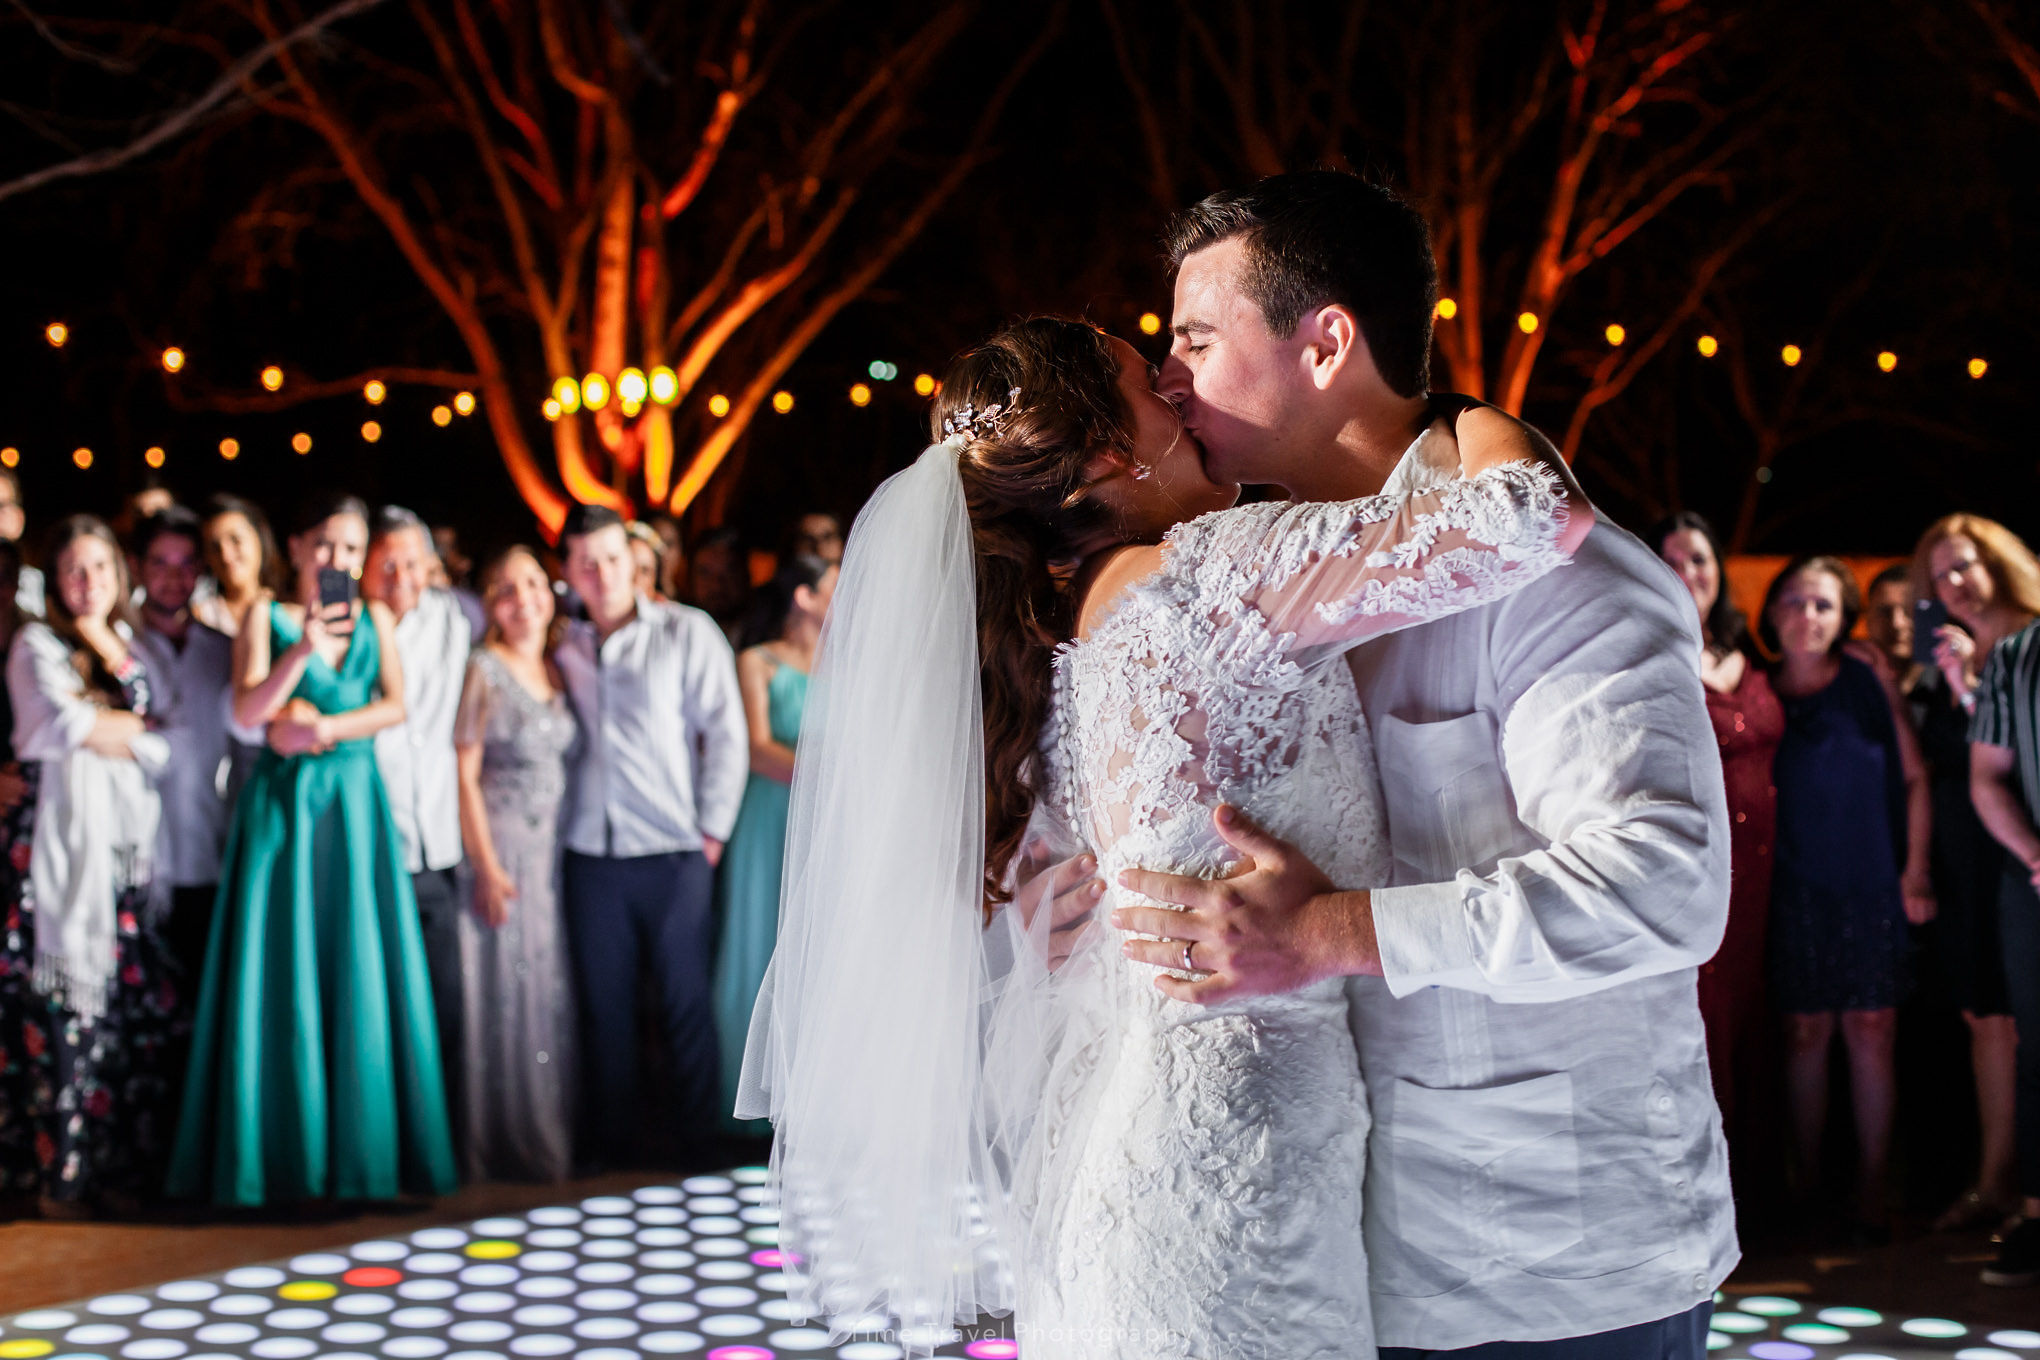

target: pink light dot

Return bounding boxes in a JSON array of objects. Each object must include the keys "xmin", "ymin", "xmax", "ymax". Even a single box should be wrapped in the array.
[
  {"xmin": 748, "ymin": 1250, "xmax": 785, "ymax": 1267},
  {"xmin": 966, "ymin": 1343, "xmax": 1020, "ymax": 1359},
  {"xmin": 706, "ymin": 1349, "xmax": 775, "ymax": 1360}
]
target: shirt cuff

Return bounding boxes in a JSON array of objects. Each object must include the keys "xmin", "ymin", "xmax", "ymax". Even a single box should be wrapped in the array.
[{"xmin": 1372, "ymin": 878, "xmax": 1480, "ymax": 998}]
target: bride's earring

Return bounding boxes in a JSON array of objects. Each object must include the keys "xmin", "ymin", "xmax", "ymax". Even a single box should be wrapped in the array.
[{"xmin": 1130, "ymin": 459, "xmax": 1153, "ymax": 482}]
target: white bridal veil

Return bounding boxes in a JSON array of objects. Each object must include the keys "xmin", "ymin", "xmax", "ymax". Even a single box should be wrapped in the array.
[{"xmin": 735, "ymin": 438, "xmax": 1056, "ymax": 1350}]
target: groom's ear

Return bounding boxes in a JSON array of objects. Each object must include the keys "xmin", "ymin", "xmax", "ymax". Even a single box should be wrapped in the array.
[{"xmin": 1301, "ymin": 303, "xmax": 1365, "ymax": 392}]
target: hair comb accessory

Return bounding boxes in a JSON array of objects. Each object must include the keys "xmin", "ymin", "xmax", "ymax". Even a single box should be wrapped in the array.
[{"xmin": 942, "ymin": 386, "xmax": 1023, "ymax": 440}]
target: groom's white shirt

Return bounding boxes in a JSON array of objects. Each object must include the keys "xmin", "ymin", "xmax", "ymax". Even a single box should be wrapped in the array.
[{"xmin": 1343, "ymin": 424, "xmax": 1737, "ymax": 1349}]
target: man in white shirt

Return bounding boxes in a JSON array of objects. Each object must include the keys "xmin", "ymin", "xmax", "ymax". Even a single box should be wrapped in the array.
[
  {"xmin": 1115, "ymin": 173, "xmax": 1735, "ymax": 1356},
  {"xmin": 129, "ymin": 508, "xmax": 233, "ymax": 986},
  {"xmin": 557, "ymin": 505, "xmax": 749, "ymax": 1166},
  {"xmin": 365, "ymin": 505, "xmax": 472, "ymax": 1133}
]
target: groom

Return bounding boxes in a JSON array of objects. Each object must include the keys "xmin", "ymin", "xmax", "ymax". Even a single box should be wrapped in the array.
[{"xmin": 1112, "ymin": 173, "xmax": 1736, "ymax": 1356}]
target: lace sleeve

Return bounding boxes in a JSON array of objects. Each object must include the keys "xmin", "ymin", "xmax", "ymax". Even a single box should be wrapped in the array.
[
  {"xmin": 453, "ymin": 654, "xmax": 493, "ymax": 750},
  {"xmin": 1160, "ymin": 461, "xmax": 1573, "ymax": 685}
]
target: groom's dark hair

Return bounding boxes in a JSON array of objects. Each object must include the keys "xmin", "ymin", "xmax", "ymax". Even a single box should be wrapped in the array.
[{"xmin": 1165, "ymin": 171, "xmax": 1437, "ymax": 399}]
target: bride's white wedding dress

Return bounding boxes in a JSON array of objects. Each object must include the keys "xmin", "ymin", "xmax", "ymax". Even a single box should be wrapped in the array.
[{"xmin": 1017, "ymin": 454, "xmax": 1571, "ymax": 1358}]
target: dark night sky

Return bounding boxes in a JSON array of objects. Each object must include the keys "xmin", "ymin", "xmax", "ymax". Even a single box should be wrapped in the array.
[{"xmin": 1, "ymin": 0, "xmax": 2036, "ymax": 564}]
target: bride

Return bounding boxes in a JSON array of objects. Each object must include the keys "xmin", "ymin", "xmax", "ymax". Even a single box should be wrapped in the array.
[{"xmin": 737, "ymin": 317, "xmax": 1591, "ymax": 1357}]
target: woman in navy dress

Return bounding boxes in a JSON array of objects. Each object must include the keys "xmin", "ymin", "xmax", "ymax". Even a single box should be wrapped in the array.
[{"xmin": 1765, "ymin": 555, "xmax": 1934, "ymax": 1237}]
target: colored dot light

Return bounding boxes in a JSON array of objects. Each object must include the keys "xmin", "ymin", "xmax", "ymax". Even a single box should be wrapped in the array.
[
  {"xmin": 1781, "ymin": 343, "xmax": 1802, "ymax": 367},
  {"xmin": 0, "ymin": 448, "xmax": 17, "ymax": 468},
  {"xmin": 1818, "ymin": 1307, "xmax": 1882, "ymax": 1326},
  {"xmin": 1435, "ymin": 297, "xmax": 1458, "ymax": 320},
  {"xmin": 966, "ymin": 1343, "xmax": 1020, "ymax": 1359},
  {"xmin": 0, "ymin": 1340, "xmax": 55, "ymax": 1357},
  {"xmin": 292, "ymin": 432, "xmax": 312, "ymax": 454},
  {"xmin": 219, "ymin": 437, "xmax": 240, "ymax": 460},
  {"xmin": 1745, "ymin": 1344, "xmax": 1813, "ymax": 1360},
  {"xmin": 913, "ymin": 373, "xmax": 937, "ymax": 397},
  {"xmin": 277, "ymin": 1281, "xmax": 336, "ymax": 1301},
  {"xmin": 1704, "ymin": 1334, "xmax": 1731, "ymax": 1352},
  {"xmin": 1970, "ymin": 357, "xmax": 1989, "ymax": 379},
  {"xmin": 708, "ymin": 394, "xmax": 731, "ymax": 417},
  {"xmin": 581, "ymin": 373, "xmax": 610, "ymax": 411},
  {"xmin": 1780, "ymin": 1323, "xmax": 1850, "ymax": 1343},
  {"xmin": 1710, "ymin": 1312, "xmax": 1766, "ymax": 1333},
  {"xmin": 464, "ymin": 1240, "xmax": 521, "ymax": 1258},
  {"xmin": 1876, "ymin": 350, "xmax": 1898, "ymax": 372},
  {"xmin": 1697, "ymin": 334, "xmax": 1719, "ymax": 357},
  {"xmin": 144, "ymin": 446, "xmax": 166, "ymax": 468},
  {"xmin": 1605, "ymin": 323, "xmax": 1626, "ymax": 346},
  {"xmin": 341, "ymin": 1266, "xmax": 403, "ymax": 1287},
  {"xmin": 364, "ymin": 379, "xmax": 387, "ymax": 405},
  {"xmin": 361, "ymin": 421, "xmax": 383, "ymax": 443},
  {"xmin": 1902, "ymin": 1318, "xmax": 1968, "ymax": 1338},
  {"xmin": 161, "ymin": 347, "xmax": 186, "ymax": 372},
  {"xmin": 1517, "ymin": 311, "xmax": 1539, "ymax": 334},
  {"xmin": 705, "ymin": 1349, "xmax": 773, "ymax": 1360},
  {"xmin": 1138, "ymin": 311, "xmax": 1162, "ymax": 335},
  {"xmin": 261, "ymin": 365, "xmax": 285, "ymax": 391},
  {"xmin": 771, "ymin": 390, "xmax": 794, "ymax": 415},
  {"xmin": 617, "ymin": 368, "xmax": 648, "ymax": 407},
  {"xmin": 452, "ymin": 390, "xmax": 476, "ymax": 415},
  {"xmin": 542, "ymin": 398, "xmax": 562, "ymax": 421},
  {"xmin": 1737, "ymin": 1296, "xmax": 1803, "ymax": 1317},
  {"xmin": 44, "ymin": 322, "xmax": 67, "ymax": 348},
  {"xmin": 649, "ymin": 366, "xmax": 678, "ymax": 405},
  {"xmin": 552, "ymin": 376, "xmax": 582, "ymax": 414},
  {"xmin": 72, "ymin": 447, "xmax": 92, "ymax": 469},
  {"xmin": 849, "ymin": 382, "xmax": 872, "ymax": 407},
  {"xmin": 431, "ymin": 405, "xmax": 453, "ymax": 427}
]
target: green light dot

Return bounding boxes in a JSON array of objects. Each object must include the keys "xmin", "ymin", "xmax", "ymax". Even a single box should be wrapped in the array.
[
  {"xmin": 1818, "ymin": 1307, "xmax": 1883, "ymax": 1327},
  {"xmin": 1705, "ymin": 1331, "xmax": 1732, "ymax": 1351},
  {"xmin": 1901, "ymin": 1318, "xmax": 1968, "ymax": 1339},
  {"xmin": 1737, "ymin": 1296, "xmax": 1804, "ymax": 1317},
  {"xmin": 1782, "ymin": 1324, "xmax": 1851, "ymax": 1344},
  {"xmin": 1711, "ymin": 1314, "xmax": 1767, "ymax": 1333}
]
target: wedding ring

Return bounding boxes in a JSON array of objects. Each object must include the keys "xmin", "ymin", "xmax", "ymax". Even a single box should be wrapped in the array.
[{"xmin": 1180, "ymin": 941, "xmax": 1196, "ymax": 972}]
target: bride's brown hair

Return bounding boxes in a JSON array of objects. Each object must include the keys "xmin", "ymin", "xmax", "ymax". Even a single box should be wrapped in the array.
[{"xmin": 933, "ymin": 317, "xmax": 1134, "ymax": 906}]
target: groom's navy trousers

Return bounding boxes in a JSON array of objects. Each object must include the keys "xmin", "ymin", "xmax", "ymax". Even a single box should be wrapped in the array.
[{"xmin": 1379, "ymin": 1302, "xmax": 1712, "ymax": 1360}]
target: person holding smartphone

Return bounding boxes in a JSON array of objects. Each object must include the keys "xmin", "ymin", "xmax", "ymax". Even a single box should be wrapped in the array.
[
  {"xmin": 165, "ymin": 491, "xmax": 457, "ymax": 1207},
  {"xmin": 1911, "ymin": 516, "xmax": 2040, "ymax": 1250}
]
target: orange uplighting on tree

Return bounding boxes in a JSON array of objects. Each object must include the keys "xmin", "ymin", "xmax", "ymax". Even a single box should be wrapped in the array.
[
  {"xmin": 1781, "ymin": 344, "xmax": 1803, "ymax": 367},
  {"xmin": 1138, "ymin": 312, "xmax": 1163, "ymax": 335},
  {"xmin": 707, "ymin": 394, "xmax": 731, "ymax": 418},
  {"xmin": 849, "ymin": 382, "xmax": 872, "ymax": 407},
  {"xmin": 432, "ymin": 405, "xmax": 453, "ymax": 427},
  {"xmin": 1876, "ymin": 351, "xmax": 1898, "ymax": 372},
  {"xmin": 144, "ymin": 446, "xmax": 166, "ymax": 468},
  {"xmin": 219, "ymin": 437, "xmax": 240, "ymax": 460},
  {"xmin": 1969, "ymin": 357, "xmax": 1989, "ymax": 379},
  {"xmin": 72, "ymin": 447, "xmax": 91, "ymax": 469},
  {"xmin": 0, "ymin": 448, "xmax": 16, "ymax": 468},
  {"xmin": 452, "ymin": 391, "xmax": 476, "ymax": 416},
  {"xmin": 261, "ymin": 365, "xmax": 285, "ymax": 391},
  {"xmin": 364, "ymin": 380, "xmax": 388, "ymax": 405},
  {"xmin": 362, "ymin": 421, "xmax": 383, "ymax": 443},
  {"xmin": 913, "ymin": 373, "xmax": 937, "ymax": 396},
  {"xmin": 292, "ymin": 432, "xmax": 313, "ymax": 454},
  {"xmin": 1696, "ymin": 334, "xmax": 1719, "ymax": 358},
  {"xmin": 1435, "ymin": 297, "xmax": 1458, "ymax": 320},
  {"xmin": 45, "ymin": 322, "xmax": 68, "ymax": 348},
  {"xmin": 1517, "ymin": 312, "xmax": 1539, "ymax": 334},
  {"xmin": 771, "ymin": 390, "xmax": 795, "ymax": 414},
  {"xmin": 161, "ymin": 347, "xmax": 186, "ymax": 373},
  {"xmin": 1604, "ymin": 324, "xmax": 1626, "ymax": 346}
]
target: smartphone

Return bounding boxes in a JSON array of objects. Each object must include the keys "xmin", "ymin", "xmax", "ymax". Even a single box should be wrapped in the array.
[
  {"xmin": 1914, "ymin": 596, "xmax": 1950, "ymax": 646},
  {"xmin": 317, "ymin": 566, "xmax": 358, "ymax": 612}
]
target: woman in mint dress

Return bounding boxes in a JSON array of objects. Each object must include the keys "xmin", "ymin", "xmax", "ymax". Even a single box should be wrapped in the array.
[
  {"xmin": 168, "ymin": 494, "xmax": 455, "ymax": 1205},
  {"xmin": 714, "ymin": 553, "xmax": 834, "ymax": 1133}
]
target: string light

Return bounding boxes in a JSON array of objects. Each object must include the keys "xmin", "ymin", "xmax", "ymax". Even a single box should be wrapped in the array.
[
  {"xmin": 542, "ymin": 397, "xmax": 562, "ymax": 421},
  {"xmin": 260, "ymin": 365, "xmax": 285, "ymax": 391},
  {"xmin": 1781, "ymin": 344, "xmax": 1802, "ymax": 367},
  {"xmin": 452, "ymin": 391, "xmax": 476, "ymax": 416},
  {"xmin": 868, "ymin": 360, "xmax": 898, "ymax": 382},
  {"xmin": 1876, "ymin": 351, "xmax": 1898, "ymax": 372},
  {"xmin": 45, "ymin": 322, "xmax": 68, "ymax": 348},
  {"xmin": 431, "ymin": 405, "xmax": 453, "ymax": 426},
  {"xmin": 649, "ymin": 367, "xmax": 678, "ymax": 405},
  {"xmin": 1969, "ymin": 357, "xmax": 1989, "ymax": 379},
  {"xmin": 361, "ymin": 421, "xmax": 382, "ymax": 443},
  {"xmin": 364, "ymin": 379, "xmax": 387, "ymax": 405},
  {"xmin": 1517, "ymin": 312, "xmax": 1539, "ymax": 334},
  {"xmin": 849, "ymin": 382, "xmax": 872, "ymax": 407},
  {"xmin": 144, "ymin": 446, "xmax": 166, "ymax": 468},
  {"xmin": 161, "ymin": 347, "xmax": 186, "ymax": 373},
  {"xmin": 72, "ymin": 447, "xmax": 91, "ymax": 469},
  {"xmin": 771, "ymin": 390, "xmax": 795, "ymax": 415},
  {"xmin": 913, "ymin": 373, "xmax": 937, "ymax": 396},
  {"xmin": 1696, "ymin": 334, "xmax": 1719, "ymax": 358},
  {"xmin": 581, "ymin": 373, "xmax": 610, "ymax": 411},
  {"xmin": 1605, "ymin": 324, "xmax": 1626, "ymax": 346},
  {"xmin": 552, "ymin": 377, "xmax": 582, "ymax": 415},
  {"xmin": 219, "ymin": 437, "xmax": 240, "ymax": 460},
  {"xmin": 708, "ymin": 394, "xmax": 731, "ymax": 417},
  {"xmin": 292, "ymin": 432, "xmax": 312, "ymax": 454},
  {"xmin": 1435, "ymin": 298, "xmax": 1458, "ymax": 320},
  {"xmin": 617, "ymin": 368, "xmax": 649, "ymax": 407},
  {"xmin": 0, "ymin": 448, "xmax": 16, "ymax": 468},
  {"xmin": 1138, "ymin": 312, "xmax": 1163, "ymax": 335}
]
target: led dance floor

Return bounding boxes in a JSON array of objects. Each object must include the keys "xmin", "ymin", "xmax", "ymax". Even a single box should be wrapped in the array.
[{"xmin": 0, "ymin": 1170, "xmax": 2029, "ymax": 1360}]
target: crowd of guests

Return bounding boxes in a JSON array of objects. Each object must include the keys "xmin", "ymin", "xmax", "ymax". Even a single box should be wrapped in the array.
[
  {"xmin": 1653, "ymin": 511, "xmax": 2040, "ymax": 1289},
  {"xmin": 0, "ymin": 466, "xmax": 842, "ymax": 1219}
]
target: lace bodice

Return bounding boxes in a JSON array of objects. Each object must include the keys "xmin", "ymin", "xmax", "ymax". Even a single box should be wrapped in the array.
[{"xmin": 1016, "ymin": 461, "xmax": 1572, "ymax": 1358}]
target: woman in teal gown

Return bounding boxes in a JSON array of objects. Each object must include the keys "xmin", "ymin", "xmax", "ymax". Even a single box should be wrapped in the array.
[
  {"xmin": 714, "ymin": 553, "xmax": 835, "ymax": 1133},
  {"xmin": 168, "ymin": 494, "xmax": 455, "ymax": 1205}
]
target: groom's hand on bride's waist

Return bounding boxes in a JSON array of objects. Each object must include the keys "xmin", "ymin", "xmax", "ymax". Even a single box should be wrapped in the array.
[{"xmin": 1112, "ymin": 806, "xmax": 1384, "ymax": 1004}]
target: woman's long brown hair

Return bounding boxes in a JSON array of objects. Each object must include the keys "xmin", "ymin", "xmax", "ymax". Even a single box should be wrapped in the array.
[
  {"xmin": 932, "ymin": 318, "xmax": 1133, "ymax": 906},
  {"xmin": 41, "ymin": 514, "xmax": 137, "ymax": 706}
]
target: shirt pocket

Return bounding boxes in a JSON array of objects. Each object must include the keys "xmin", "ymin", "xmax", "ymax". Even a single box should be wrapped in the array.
[
  {"xmin": 1375, "ymin": 711, "xmax": 1517, "ymax": 883},
  {"xmin": 1368, "ymin": 1070, "xmax": 1584, "ymax": 1295}
]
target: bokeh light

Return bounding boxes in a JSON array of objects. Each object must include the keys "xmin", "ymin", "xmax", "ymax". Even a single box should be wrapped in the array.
[
  {"xmin": 219, "ymin": 437, "xmax": 240, "ymax": 460},
  {"xmin": 1697, "ymin": 334, "xmax": 1719, "ymax": 357},
  {"xmin": 364, "ymin": 379, "xmax": 388, "ymax": 405},
  {"xmin": 144, "ymin": 446, "xmax": 166, "ymax": 468},
  {"xmin": 1605, "ymin": 323, "xmax": 1626, "ymax": 346},
  {"xmin": 292, "ymin": 432, "xmax": 312, "ymax": 454},
  {"xmin": 45, "ymin": 322, "xmax": 67, "ymax": 348},
  {"xmin": 617, "ymin": 367, "xmax": 649, "ymax": 406},
  {"xmin": 868, "ymin": 360, "xmax": 898, "ymax": 381},
  {"xmin": 1138, "ymin": 312, "xmax": 1163, "ymax": 335},
  {"xmin": 261, "ymin": 365, "xmax": 285, "ymax": 391},
  {"xmin": 1, "ymin": 448, "xmax": 18, "ymax": 468},
  {"xmin": 71, "ymin": 447, "xmax": 91, "ymax": 469},
  {"xmin": 649, "ymin": 367, "xmax": 678, "ymax": 405},
  {"xmin": 1781, "ymin": 343, "xmax": 1802, "ymax": 367},
  {"xmin": 913, "ymin": 372, "xmax": 937, "ymax": 396},
  {"xmin": 452, "ymin": 390, "xmax": 476, "ymax": 416},
  {"xmin": 1517, "ymin": 311, "xmax": 1539, "ymax": 334},
  {"xmin": 581, "ymin": 373, "xmax": 611, "ymax": 410},
  {"xmin": 1969, "ymin": 357, "xmax": 1989, "ymax": 379},
  {"xmin": 771, "ymin": 390, "xmax": 795, "ymax": 414},
  {"xmin": 1876, "ymin": 350, "xmax": 1897, "ymax": 372},
  {"xmin": 431, "ymin": 405, "xmax": 453, "ymax": 427},
  {"xmin": 552, "ymin": 376, "xmax": 582, "ymax": 414},
  {"xmin": 708, "ymin": 394, "xmax": 731, "ymax": 417},
  {"xmin": 361, "ymin": 421, "xmax": 382, "ymax": 443},
  {"xmin": 542, "ymin": 397, "xmax": 562, "ymax": 421},
  {"xmin": 849, "ymin": 382, "xmax": 872, "ymax": 407},
  {"xmin": 1436, "ymin": 297, "xmax": 1458, "ymax": 320},
  {"xmin": 161, "ymin": 347, "xmax": 186, "ymax": 373}
]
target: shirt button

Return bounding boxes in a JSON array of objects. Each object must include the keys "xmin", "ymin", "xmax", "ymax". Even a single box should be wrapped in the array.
[
  {"xmin": 1656, "ymin": 1094, "xmax": 1673, "ymax": 1111},
  {"xmin": 1692, "ymin": 1273, "xmax": 1708, "ymax": 1291}
]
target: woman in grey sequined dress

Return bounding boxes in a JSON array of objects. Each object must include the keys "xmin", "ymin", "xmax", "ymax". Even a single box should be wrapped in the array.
[{"xmin": 453, "ymin": 547, "xmax": 579, "ymax": 1181}]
